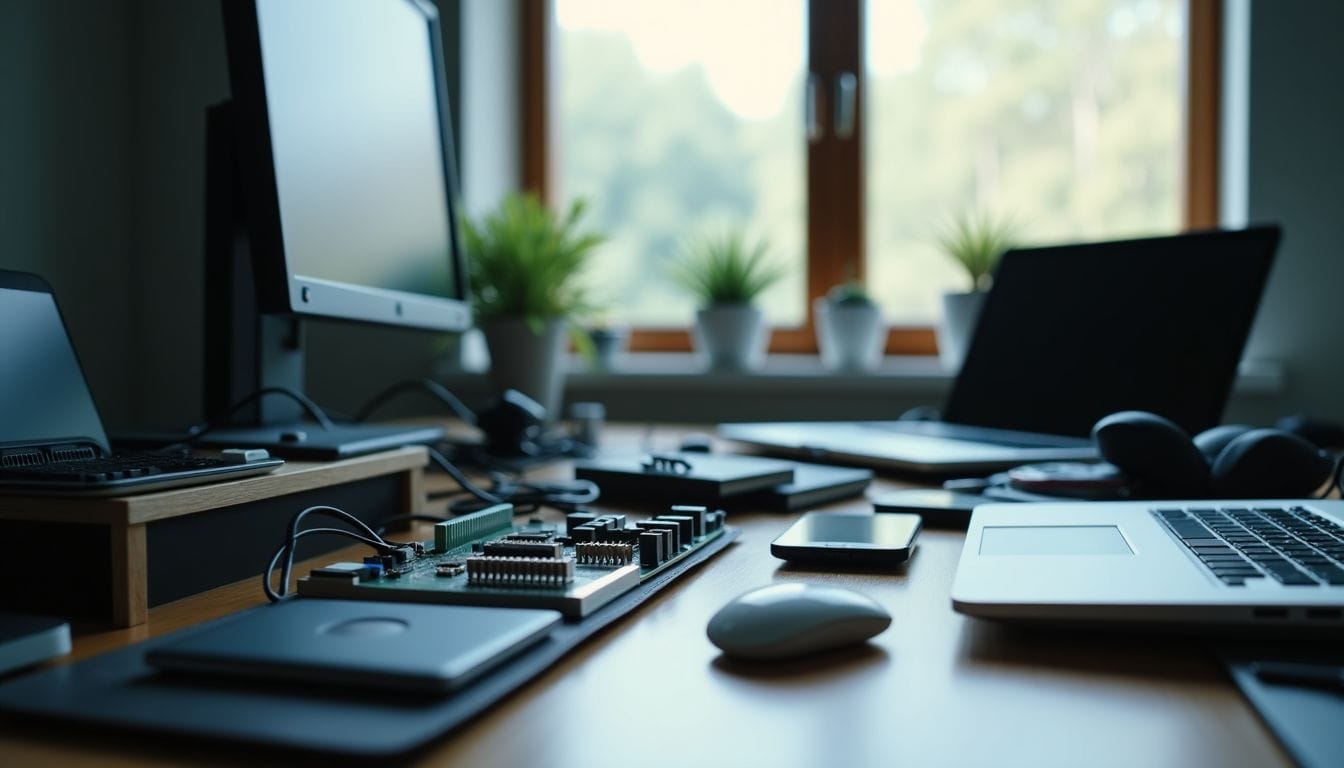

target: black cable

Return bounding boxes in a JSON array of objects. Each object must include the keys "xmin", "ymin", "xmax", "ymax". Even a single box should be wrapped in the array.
[
  {"xmin": 374, "ymin": 514, "xmax": 452, "ymax": 537},
  {"xmin": 443, "ymin": 473, "xmax": 599, "ymax": 516},
  {"xmin": 426, "ymin": 446, "xmax": 503, "ymax": 505},
  {"xmin": 264, "ymin": 505, "xmax": 410, "ymax": 602},
  {"xmin": 279, "ymin": 505, "xmax": 403, "ymax": 598},
  {"xmin": 1317, "ymin": 454, "xmax": 1344, "ymax": 500},
  {"xmin": 353, "ymin": 378, "xmax": 477, "ymax": 426},
  {"xmin": 262, "ymin": 526, "xmax": 394, "ymax": 602},
  {"xmin": 423, "ymin": 446, "xmax": 599, "ymax": 516},
  {"xmin": 165, "ymin": 386, "xmax": 335, "ymax": 451}
]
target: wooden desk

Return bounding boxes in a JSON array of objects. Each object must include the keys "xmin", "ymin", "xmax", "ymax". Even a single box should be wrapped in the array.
[
  {"xmin": 0, "ymin": 447, "xmax": 427, "ymax": 627},
  {"xmin": 0, "ymin": 428, "xmax": 1291, "ymax": 767}
]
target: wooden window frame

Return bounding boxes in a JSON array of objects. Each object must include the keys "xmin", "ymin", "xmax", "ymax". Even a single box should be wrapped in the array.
[{"xmin": 521, "ymin": 0, "xmax": 1219, "ymax": 357}]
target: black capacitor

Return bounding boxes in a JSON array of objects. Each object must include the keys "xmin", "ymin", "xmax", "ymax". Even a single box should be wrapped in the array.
[
  {"xmin": 597, "ymin": 526, "xmax": 637, "ymax": 543},
  {"xmin": 656, "ymin": 515, "xmax": 695, "ymax": 543},
  {"xmin": 638, "ymin": 531, "xmax": 664, "ymax": 567},
  {"xmin": 566, "ymin": 512, "xmax": 598, "ymax": 534},
  {"xmin": 706, "ymin": 510, "xmax": 726, "ymax": 533},
  {"xmin": 669, "ymin": 505, "xmax": 708, "ymax": 536},
  {"xmin": 591, "ymin": 513, "xmax": 626, "ymax": 532},
  {"xmin": 653, "ymin": 528, "xmax": 674, "ymax": 559},
  {"xmin": 634, "ymin": 520, "xmax": 681, "ymax": 551}
]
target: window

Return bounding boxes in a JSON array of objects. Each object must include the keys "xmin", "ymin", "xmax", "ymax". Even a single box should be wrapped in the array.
[{"xmin": 525, "ymin": 0, "xmax": 1218, "ymax": 353}]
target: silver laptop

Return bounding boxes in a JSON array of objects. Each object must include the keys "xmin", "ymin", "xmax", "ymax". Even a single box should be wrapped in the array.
[
  {"xmin": 720, "ymin": 226, "xmax": 1281, "ymax": 475},
  {"xmin": 952, "ymin": 500, "xmax": 1344, "ymax": 628}
]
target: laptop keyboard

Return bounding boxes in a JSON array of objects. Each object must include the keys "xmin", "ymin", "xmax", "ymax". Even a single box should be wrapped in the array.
[
  {"xmin": 1154, "ymin": 506, "xmax": 1344, "ymax": 587},
  {"xmin": 0, "ymin": 451, "xmax": 236, "ymax": 484}
]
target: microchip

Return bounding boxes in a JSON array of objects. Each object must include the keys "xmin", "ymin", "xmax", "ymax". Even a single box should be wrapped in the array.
[{"xmin": 435, "ymin": 561, "xmax": 466, "ymax": 577}]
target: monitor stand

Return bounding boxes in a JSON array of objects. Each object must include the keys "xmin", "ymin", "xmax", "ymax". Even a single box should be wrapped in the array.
[
  {"xmin": 193, "ymin": 422, "xmax": 445, "ymax": 461},
  {"xmin": 200, "ymin": 101, "xmax": 445, "ymax": 460}
]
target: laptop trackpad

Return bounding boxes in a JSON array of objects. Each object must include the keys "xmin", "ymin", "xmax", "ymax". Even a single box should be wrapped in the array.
[{"xmin": 980, "ymin": 526, "xmax": 1133, "ymax": 556}]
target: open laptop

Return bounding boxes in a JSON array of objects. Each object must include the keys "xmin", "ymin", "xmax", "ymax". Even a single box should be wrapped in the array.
[
  {"xmin": 0, "ymin": 269, "xmax": 283, "ymax": 495},
  {"xmin": 952, "ymin": 500, "xmax": 1344, "ymax": 628},
  {"xmin": 720, "ymin": 226, "xmax": 1281, "ymax": 474}
]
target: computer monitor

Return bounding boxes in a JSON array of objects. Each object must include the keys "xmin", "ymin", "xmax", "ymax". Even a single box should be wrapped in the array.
[{"xmin": 205, "ymin": 0, "xmax": 471, "ymax": 458}]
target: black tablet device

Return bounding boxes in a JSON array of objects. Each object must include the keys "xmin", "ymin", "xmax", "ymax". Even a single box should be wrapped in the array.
[{"xmin": 147, "ymin": 600, "xmax": 561, "ymax": 694}]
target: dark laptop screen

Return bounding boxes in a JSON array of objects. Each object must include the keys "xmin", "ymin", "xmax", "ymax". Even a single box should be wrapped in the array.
[
  {"xmin": 943, "ymin": 226, "xmax": 1279, "ymax": 438},
  {"xmin": 0, "ymin": 274, "xmax": 109, "ymax": 454}
]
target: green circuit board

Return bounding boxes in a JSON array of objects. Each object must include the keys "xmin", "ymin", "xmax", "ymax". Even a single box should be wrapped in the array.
[{"xmin": 299, "ymin": 503, "xmax": 728, "ymax": 619}]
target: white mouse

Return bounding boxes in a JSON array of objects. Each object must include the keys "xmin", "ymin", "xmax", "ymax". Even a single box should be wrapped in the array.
[{"xmin": 706, "ymin": 582, "xmax": 891, "ymax": 660}]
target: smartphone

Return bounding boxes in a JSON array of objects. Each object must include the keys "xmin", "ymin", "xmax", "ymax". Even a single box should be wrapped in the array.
[
  {"xmin": 871, "ymin": 489, "xmax": 985, "ymax": 529},
  {"xmin": 770, "ymin": 511, "xmax": 921, "ymax": 567}
]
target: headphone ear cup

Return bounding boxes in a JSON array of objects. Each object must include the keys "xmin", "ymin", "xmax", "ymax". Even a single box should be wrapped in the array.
[
  {"xmin": 1092, "ymin": 411, "xmax": 1210, "ymax": 497},
  {"xmin": 1209, "ymin": 429, "xmax": 1335, "ymax": 498},
  {"xmin": 1193, "ymin": 424, "xmax": 1254, "ymax": 465}
]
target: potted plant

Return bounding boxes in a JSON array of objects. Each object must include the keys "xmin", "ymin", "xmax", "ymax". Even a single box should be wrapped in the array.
[
  {"xmin": 815, "ymin": 281, "xmax": 885, "ymax": 372},
  {"xmin": 670, "ymin": 232, "xmax": 785, "ymax": 371},
  {"xmin": 462, "ymin": 192, "xmax": 603, "ymax": 418},
  {"xmin": 936, "ymin": 211, "xmax": 1016, "ymax": 370},
  {"xmin": 585, "ymin": 315, "xmax": 630, "ymax": 373}
]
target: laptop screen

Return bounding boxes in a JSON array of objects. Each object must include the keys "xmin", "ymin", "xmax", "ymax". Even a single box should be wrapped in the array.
[
  {"xmin": 944, "ymin": 226, "xmax": 1279, "ymax": 438},
  {"xmin": 0, "ymin": 277, "xmax": 109, "ymax": 455}
]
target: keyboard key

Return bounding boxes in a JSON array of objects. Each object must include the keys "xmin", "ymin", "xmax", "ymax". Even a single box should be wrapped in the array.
[
  {"xmin": 1305, "ymin": 565, "xmax": 1344, "ymax": 584},
  {"xmin": 1265, "ymin": 568, "xmax": 1317, "ymax": 585},
  {"xmin": 1211, "ymin": 567, "xmax": 1263, "ymax": 577},
  {"xmin": 1169, "ymin": 521, "xmax": 1212, "ymax": 539}
]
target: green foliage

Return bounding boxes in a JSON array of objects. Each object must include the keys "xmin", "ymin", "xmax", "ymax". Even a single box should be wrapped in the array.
[
  {"xmin": 669, "ymin": 232, "xmax": 786, "ymax": 307},
  {"xmin": 557, "ymin": 0, "xmax": 1183, "ymax": 323},
  {"xmin": 825, "ymin": 280, "xmax": 875, "ymax": 307},
  {"xmin": 936, "ymin": 211, "xmax": 1018, "ymax": 292},
  {"xmin": 462, "ymin": 193, "xmax": 604, "ymax": 329}
]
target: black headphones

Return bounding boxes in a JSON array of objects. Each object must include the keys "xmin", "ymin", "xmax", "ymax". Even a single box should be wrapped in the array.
[{"xmin": 1092, "ymin": 410, "xmax": 1340, "ymax": 499}]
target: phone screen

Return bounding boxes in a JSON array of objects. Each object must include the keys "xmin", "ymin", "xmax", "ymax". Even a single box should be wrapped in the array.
[{"xmin": 775, "ymin": 512, "xmax": 921, "ymax": 548}]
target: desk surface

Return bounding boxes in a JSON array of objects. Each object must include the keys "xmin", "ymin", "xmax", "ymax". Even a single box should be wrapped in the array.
[{"xmin": 0, "ymin": 427, "xmax": 1291, "ymax": 767}]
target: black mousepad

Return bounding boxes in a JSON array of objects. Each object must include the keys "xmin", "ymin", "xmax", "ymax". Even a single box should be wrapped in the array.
[
  {"xmin": 0, "ymin": 528, "xmax": 737, "ymax": 759},
  {"xmin": 1219, "ymin": 642, "xmax": 1344, "ymax": 768}
]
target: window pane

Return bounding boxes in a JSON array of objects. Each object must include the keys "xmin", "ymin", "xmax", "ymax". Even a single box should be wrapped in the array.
[
  {"xmin": 865, "ymin": 0, "xmax": 1185, "ymax": 322},
  {"xmin": 553, "ymin": 0, "xmax": 807, "ymax": 326}
]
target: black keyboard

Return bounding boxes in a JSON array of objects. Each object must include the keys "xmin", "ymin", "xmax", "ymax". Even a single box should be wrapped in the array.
[
  {"xmin": 0, "ymin": 450, "xmax": 282, "ymax": 495},
  {"xmin": 0, "ymin": 452, "xmax": 234, "ymax": 484},
  {"xmin": 1154, "ymin": 506, "xmax": 1344, "ymax": 587}
]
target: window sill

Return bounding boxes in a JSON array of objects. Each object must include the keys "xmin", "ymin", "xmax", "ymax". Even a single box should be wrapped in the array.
[{"xmin": 443, "ymin": 352, "xmax": 1285, "ymax": 423}]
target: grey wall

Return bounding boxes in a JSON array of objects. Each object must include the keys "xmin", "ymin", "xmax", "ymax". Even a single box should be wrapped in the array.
[
  {"xmin": 1222, "ymin": 0, "xmax": 1344, "ymax": 426},
  {"xmin": 127, "ymin": 0, "xmax": 229, "ymax": 428},
  {"xmin": 0, "ymin": 1, "xmax": 136, "ymax": 425}
]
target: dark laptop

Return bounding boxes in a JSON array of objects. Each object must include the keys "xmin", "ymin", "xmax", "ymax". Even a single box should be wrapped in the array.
[
  {"xmin": 0, "ymin": 270, "xmax": 282, "ymax": 495},
  {"xmin": 721, "ymin": 226, "xmax": 1281, "ymax": 474}
]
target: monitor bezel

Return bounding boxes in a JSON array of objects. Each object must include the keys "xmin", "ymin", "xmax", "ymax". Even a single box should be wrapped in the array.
[{"xmin": 221, "ymin": 0, "xmax": 471, "ymax": 333}]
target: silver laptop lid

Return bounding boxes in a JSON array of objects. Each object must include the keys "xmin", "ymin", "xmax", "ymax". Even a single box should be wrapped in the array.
[{"xmin": 0, "ymin": 271, "xmax": 110, "ymax": 459}]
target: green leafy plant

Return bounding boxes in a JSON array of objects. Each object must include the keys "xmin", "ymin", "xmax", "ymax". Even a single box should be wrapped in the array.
[
  {"xmin": 669, "ymin": 231, "xmax": 786, "ymax": 307},
  {"xmin": 462, "ymin": 193, "xmax": 604, "ymax": 330},
  {"xmin": 937, "ymin": 210, "xmax": 1017, "ymax": 292},
  {"xmin": 824, "ymin": 280, "xmax": 875, "ymax": 307}
]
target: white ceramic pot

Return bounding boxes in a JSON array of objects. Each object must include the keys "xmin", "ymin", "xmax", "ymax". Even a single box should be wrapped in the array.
[
  {"xmin": 587, "ymin": 327, "xmax": 630, "ymax": 372},
  {"xmin": 694, "ymin": 304, "xmax": 769, "ymax": 371},
  {"xmin": 937, "ymin": 290, "xmax": 987, "ymax": 371},
  {"xmin": 481, "ymin": 316, "xmax": 568, "ymax": 419},
  {"xmin": 814, "ymin": 298, "xmax": 885, "ymax": 372}
]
